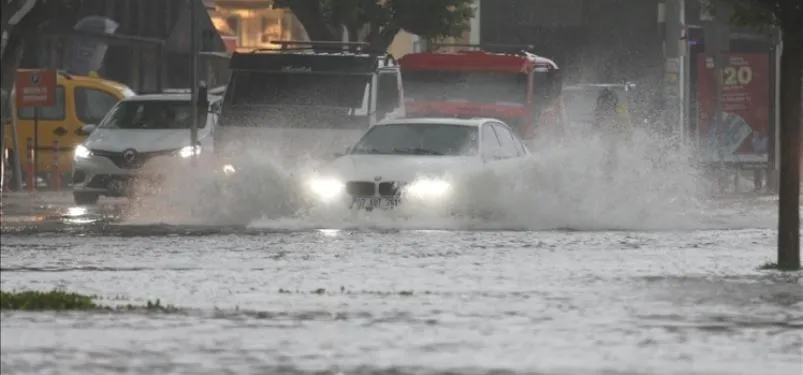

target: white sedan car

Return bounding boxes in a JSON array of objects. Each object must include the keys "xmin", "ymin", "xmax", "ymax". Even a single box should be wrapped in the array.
[
  {"xmin": 303, "ymin": 117, "xmax": 531, "ymax": 213},
  {"xmin": 71, "ymin": 93, "xmax": 222, "ymax": 205}
]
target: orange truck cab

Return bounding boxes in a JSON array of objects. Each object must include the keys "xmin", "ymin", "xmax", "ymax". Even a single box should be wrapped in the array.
[
  {"xmin": 4, "ymin": 70, "xmax": 136, "ymax": 177},
  {"xmin": 398, "ymin": 44, "xmax": 567, "ymax": 142}
]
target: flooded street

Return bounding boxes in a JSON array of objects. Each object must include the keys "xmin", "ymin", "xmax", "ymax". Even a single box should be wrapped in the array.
[{"xmin": 1, "ymin": 195, "xmax": 801, "ymax": 375}]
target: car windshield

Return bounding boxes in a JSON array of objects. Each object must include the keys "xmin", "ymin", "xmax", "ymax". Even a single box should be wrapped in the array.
[
  {"xmin": 403, "ymin": 71, "xmax": 527, "ymax": 104},
  {"xmin": 98, "ymin": 100, "xmax": 204, "ymax": 129},
  {"xmin": 350, "ymin": 123, "xmax": 478, "ymax": 156}
]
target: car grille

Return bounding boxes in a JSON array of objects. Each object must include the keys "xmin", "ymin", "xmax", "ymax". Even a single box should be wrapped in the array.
[
  {"xmin": 87, "ymin": 174, "xmax": 165, "ymax": 190},
  {"xmin": 346, "ymin": 181, "xmax": 406, "ymax": 197},
  {"xmin": 87, "ymin": 174, "xmax": 131, "ymax": 189},
  {"xmin": 346, "ymin": 181, "xmax": 375, "ymax": 197},
  {"xmin": 91, "ymin": 148, "xmax": 178, "ymax": 169}
]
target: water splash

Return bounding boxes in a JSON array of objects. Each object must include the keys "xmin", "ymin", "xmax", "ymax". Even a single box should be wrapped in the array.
[{"xmin": 118, "ymin": 124, "xmax": 775, "ymax": 231}]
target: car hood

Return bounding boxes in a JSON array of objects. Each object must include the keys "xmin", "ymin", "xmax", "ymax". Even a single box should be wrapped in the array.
[
  {"xmin": 322, "ymin": 154, "xmax": 480, "ymax": 182},
  {"xmin": 84, "ymin": 128, "xmax": 211, "ymax": 152}
]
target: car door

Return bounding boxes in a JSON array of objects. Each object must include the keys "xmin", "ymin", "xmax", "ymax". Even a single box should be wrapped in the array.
[
  {"xmin": 491, "ymin": 122, "xmax": 528, "ymax": 159},
  {"xmin": 480, "ymin": 123, "xmax": 504, "ymax": 164}
]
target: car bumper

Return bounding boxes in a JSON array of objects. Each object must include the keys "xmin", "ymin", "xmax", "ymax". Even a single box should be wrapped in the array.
[{"xmin": 71, "ymin": 154, "xmax": 179, "ymax": 197}]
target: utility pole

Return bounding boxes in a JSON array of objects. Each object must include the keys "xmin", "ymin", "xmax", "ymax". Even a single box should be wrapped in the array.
[
  {"xmin": 776, "ymin": 29, "xmax": 801, "ymax": 270},
  {"xmin": 189, "ymin": 0, "xmax": 199, "ymax": 165},
  {"xmin": 702, "ymin": 0, "xmax": 731, "ymax": 192}
]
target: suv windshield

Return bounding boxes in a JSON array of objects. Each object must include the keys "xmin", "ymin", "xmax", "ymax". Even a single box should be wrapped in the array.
[
  {"xmin": 403, "ymin": 71, "xmax": 527, "ymax": 104},
  {"xmin": 350, "ymin": 123, "xmax": 478, "ymax": 156},
  {"xmin": 99, "ymin": 100, "xmax": 206, "ymax": 130}
]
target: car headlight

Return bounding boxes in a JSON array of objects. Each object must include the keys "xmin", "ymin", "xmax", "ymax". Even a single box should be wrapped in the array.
[
  {"xmin": 178, "ymin": 145, "xmax": 201, "ymax": 158},
  {"xmin": 405, "ymin": 178, "xmax": 452, "ymax": 199},
  {"xmin": 307, "ymin": 177, "xmax": 345, "ymax": 202},
  {"xmin": 74, "ymin": 144, "xmax": 91, "ymax": 159}
]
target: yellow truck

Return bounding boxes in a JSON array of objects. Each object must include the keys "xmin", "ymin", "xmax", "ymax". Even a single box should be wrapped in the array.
[{"xmin": 4, "ymin": 70, "xmax": 135, "ymax": 176}]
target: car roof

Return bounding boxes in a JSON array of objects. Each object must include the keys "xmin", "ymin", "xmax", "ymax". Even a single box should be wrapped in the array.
[
  {"xmin": 123, "ymin": 93, "xmax": 223, "ymax": 102},
  {"xmin": 375, "ymin": 117, "xmax": 506, "ymax": 128}
]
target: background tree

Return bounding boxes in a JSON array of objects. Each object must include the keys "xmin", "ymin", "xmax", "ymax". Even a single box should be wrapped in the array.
[
  {"xmin": 274, "ymin": 0, "xmax": 475, "ymax": 52},
  {"xmin": 727, "ymin": 0, "xmax": 802, "ymax": 270}
]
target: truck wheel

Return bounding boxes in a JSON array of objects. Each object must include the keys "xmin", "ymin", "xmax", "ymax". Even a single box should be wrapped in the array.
[{"xmin": 73, "ymin": 192, "xmax": 99, "ymax": 205}]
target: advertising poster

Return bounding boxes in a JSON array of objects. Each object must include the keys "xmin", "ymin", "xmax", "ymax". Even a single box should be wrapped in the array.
[{"xmin": 696, "ymin": 53, "xmax": 771, "ymax": 165}]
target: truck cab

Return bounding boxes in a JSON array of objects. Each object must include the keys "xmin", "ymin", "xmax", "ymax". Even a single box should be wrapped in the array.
[{"xmin": 215, "ymin": 41, "xmax": 404, "ymax": 164}]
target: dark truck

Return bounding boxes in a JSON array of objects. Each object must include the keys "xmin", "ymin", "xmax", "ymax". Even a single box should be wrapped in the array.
[{"xmin": 214, "ymin": 41, "xmax": 404, "ymax": 163}]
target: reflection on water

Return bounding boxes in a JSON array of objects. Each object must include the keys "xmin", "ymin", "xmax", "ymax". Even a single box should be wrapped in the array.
[{"xmin": 1, "ymin": 227, "xmax": 800, "ymax": 375}]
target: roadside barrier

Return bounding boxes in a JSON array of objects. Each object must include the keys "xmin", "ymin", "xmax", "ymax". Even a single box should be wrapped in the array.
[
  {"xmin": 2, "ymin": 147, "xmax": 9, "ymax": 192},
  {"xmin": 24, "ymin": 137, "xmax": 35, "ymax": 192},
  {"xmin": 50, "ymin": 140, "xmax": 61, "ymax": 191}
]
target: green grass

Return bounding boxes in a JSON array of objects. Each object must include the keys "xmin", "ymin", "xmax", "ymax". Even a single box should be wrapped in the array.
[
  {"xmin": 0, "ymin": 289, "xmax": 180, "ymax": 313},
  {"xmin": 0, "ymin": 290, "xmax": 99, "ymax": 311}
]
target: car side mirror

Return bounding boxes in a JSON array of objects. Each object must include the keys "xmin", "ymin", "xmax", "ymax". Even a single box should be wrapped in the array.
[{"xmin": 80, "ymin": 124, "xmax": 97, "ymax": 135}]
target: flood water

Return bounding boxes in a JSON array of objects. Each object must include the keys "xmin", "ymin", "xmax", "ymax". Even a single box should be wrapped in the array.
[
  {"xmin": 1, "ymin": 132, "xmax": 801, "ymax": 374},
  {"xmin": 2, "ymin": 215, "xmax": 802, "ymax": 375}
]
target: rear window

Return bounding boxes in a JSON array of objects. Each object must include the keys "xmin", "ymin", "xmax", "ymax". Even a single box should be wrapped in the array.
[
  {"xmin": 403, "ymin": 71, "xmax": 527, "ymax": 104},
  {"xmin": 226, "ymin": 71, "xmax": 371, "ymax": 109}
]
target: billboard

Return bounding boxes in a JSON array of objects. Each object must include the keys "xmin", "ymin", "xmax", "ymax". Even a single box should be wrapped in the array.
[{"xmin": 696, "ymin": 52, "xmax": 771, "ymax": 165}]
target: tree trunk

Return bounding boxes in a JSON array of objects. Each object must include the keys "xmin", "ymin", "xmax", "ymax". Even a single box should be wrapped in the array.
[
  {"xmin": 366, "ymin": 24, "xmax": 399, "ymax": 53},
  {"xmin": 777, "ymin": 40, "xmax": 803, "ymax": 270},
  {"xmin": 285, "ymin": 1, "xmax": 337, "ymax": 43}
]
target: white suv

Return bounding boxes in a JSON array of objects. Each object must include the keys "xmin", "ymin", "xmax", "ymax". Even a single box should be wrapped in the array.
[{"xmin": 71, "ymin": 92, "xmax": 222, "ymax": 205}]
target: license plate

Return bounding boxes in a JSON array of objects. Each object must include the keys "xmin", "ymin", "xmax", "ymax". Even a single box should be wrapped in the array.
[
  {"xmin": 108, "ymin": 179, "xmax": 126, "ymax": 194},
  {"xmin": 350, "ymin": 196, "xmax": 400, "ymax": 210}
]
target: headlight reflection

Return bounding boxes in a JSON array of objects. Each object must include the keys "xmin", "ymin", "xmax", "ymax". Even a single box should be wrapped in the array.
[{"xmin": 179, "ymin": 145, "xmax": 201, "ymax": 158}]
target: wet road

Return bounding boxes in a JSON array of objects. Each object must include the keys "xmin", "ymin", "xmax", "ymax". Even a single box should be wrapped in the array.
[{"xmin": 1, "ymin": 192, "xmax": 802, "ymax": 375}]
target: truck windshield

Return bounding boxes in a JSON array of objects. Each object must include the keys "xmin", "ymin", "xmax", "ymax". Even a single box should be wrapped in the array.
[
  {"xmin": 402, "ymin": 71, "xmax": 527, "ymax": 104},
  {"xmin": 221, "ymin": 71, "xmax": 372, "ymax": 129}
]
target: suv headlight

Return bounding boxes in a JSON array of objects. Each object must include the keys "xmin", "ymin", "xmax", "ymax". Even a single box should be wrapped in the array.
[
  {"xmin": 307, "ymin": 177, "xmax": 345, "ymax": 202},
  {"xmin": 405, "ymin": 178, "xmax": 452, "ymax": 199},
  {"xmin": 178, "ymin": 145, "xmax": 201, "ymax": 158},
  {"xmin": 74, "ymin": 144, "xmax": 91, "ymax": 159}
]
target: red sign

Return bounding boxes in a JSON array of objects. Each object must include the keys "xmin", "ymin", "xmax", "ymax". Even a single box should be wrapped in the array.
[
  {"xmin": 14, "ymin": 69, "xmax": 57, "ymax": 108},
  {"xmin": 696, "ymin": 53, "xmax": 771, "ymax": 164}
]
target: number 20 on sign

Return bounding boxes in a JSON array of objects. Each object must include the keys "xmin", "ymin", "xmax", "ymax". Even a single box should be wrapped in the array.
[
  {"xmin": 721, "ymin": 65, "xmax": 753, "ymax": 86},
  {"xmin": 14, "ymin": 69, "xmax": 57, "ymax": 108}
]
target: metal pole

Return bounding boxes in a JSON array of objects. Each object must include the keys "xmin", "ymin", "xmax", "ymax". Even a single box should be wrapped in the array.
[
  {"xmin": 678, "ymin": 0, "xmax": 687, "ymax": 143},
  {"xmin": 189, "ymin": 0, "xmax": 199, "ymax": 165},
  {"xmin": 714, "ymin": 52, "xmax": 725, "ymax": 192},
  {"xmin": 10, "ymin": 108, "xmax": 23, "ymax": 191},
  {"xmin": 33, "ymin": 107, "xmax": 39, "ymax": 189}
]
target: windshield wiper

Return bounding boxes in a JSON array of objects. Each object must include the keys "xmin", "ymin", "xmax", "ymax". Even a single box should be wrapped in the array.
[
  {"xmin": 352, "ymin": 148, "xmax": 383, "ymax": 154},
  {"xmin": 392, "ymin": 147, "xmax": 444, "ymax": 156}
]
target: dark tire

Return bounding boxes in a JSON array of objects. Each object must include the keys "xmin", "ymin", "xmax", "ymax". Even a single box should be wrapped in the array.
[{"xmin": 73, "ymin": 192, "xmax": 99, "ymax": 206}]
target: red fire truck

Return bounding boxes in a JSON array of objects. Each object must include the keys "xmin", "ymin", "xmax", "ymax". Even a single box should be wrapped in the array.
[{"xmin": 397, "ymin": 44, "xmax": 567, "ymax": 141}]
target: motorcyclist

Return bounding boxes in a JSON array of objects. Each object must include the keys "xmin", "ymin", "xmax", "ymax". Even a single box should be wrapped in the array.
[
  {"xmin": 592, "ymin": 88, "xmax": 631, "ymax": 178},
  {"xmin": 592, "ymin": 88, "xmax": 630, "ymax": 135}
]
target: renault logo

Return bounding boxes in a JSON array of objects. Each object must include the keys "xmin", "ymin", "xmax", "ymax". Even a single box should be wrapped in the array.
[{"xmin": 122, "ymin": 149, "xmax": 137, "ymax": 163}]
